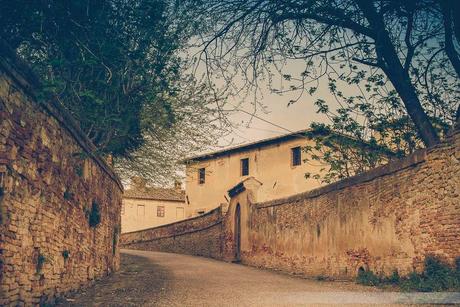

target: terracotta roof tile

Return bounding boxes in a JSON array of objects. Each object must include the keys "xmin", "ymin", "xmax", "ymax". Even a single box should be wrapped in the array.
[{"xmin": 124, "ymin": 187, "xmax": 185, "ymax": 202}]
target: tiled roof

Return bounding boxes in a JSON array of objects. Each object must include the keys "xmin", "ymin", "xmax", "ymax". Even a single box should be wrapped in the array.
[
  {"xmin": 183, "ymin": 128, "xmax": 378, "ymax": 163},
  {"xmin": 183, "ymin": 129, "xmax": 312, "ymax": 163},
  {"xmin": 123, "ymin": 187, "xmax": 185, "ymax": 202}
]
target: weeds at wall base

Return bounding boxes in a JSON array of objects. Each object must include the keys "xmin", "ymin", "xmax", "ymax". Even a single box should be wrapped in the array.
[
  {"xmin": 37, "ymin": 254, "xmax": 47, "ymax": 273},
  {"xmin": 62, "ymin": 250, "xmax": 70, "ymax": 261},
  {"xmin": 356, "ymin": 256, "xmax": 460, "ymax": 292}
]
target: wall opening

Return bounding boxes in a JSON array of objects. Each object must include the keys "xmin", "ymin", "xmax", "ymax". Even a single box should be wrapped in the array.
[{"xmin": 235, "ymin": 203, "xmax": 241, "ymax": 262}]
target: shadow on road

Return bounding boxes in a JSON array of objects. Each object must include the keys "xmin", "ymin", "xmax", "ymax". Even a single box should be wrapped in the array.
[{"xmin": 55, "ymin": 253, "xmax": 171, "ymax": 306}]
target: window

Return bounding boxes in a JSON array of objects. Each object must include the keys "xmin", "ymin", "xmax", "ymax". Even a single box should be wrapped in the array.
[
  {"xmin": 241, "ymin": 158, "xmax": 249, "ymax": 176},
  {"xmin": 291, "ymin": 147, "xmax": 301, "ymax": 166},
  {"xmin": 137, "ymin": 205, "xmax": 145, "ymax": 216},
  {"xmin": 157, "ymin": 206, "xmax": 165, "ymax": 217},
  {"xmin": 198, "ymin": 168, "xmax": 206, "ymax": 184}
]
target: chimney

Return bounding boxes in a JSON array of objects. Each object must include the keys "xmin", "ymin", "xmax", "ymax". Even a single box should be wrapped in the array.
[{"xmin": 174, "ymin": 180, "xmax": 182, "ymax": 190}]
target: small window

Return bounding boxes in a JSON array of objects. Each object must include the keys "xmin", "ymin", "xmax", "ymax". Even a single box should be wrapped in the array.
[
  {"xmin": 291, "ymin": 147, "xmax": 301, "ymax": 166},
  {"xmin": 121, "ymin": 204, "xmax": 125, "ymax": 215},
  {"xmin": 157, "ymin": 206, "xmax": 165, "ymax": 217},
  {"xmin": 241, "ymin": 158, "xmax": 249, "ymax": 176},
  {"xmin": 198, "ymin": 168, "xmax": 205, "ymax": 184},
  {"xmin": 137, "ymin": 205, "xmax": 145, "ymax": 216}
]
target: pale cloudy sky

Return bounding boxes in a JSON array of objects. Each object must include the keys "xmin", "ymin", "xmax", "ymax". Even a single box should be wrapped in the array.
[
  {"xmin": 220, "ymin": 90, "xmax": 327, "ymax": 146},
  {"xmin": 188, "ymin": 46, "xmax": 355, "ymax": 152},
  {"xmin": 211, "ymin": 67, "xmax": 342, "ymax": 150}
]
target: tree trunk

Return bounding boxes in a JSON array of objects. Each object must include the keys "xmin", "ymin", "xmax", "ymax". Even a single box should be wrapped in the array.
[
  {"xmin": 355, "ymin": 0, "xmax": 440, "ymax": 147},
  {"xmin": 440, "ymin": 0, "xmax": 460, "ymax": 79}
]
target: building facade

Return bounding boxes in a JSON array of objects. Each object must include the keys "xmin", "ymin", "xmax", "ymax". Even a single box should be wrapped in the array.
[
  {"xmin": 184, "ymin": 130, "xmax": 325, "ymax": 217},
  {"xmin": 121, "ymin": 179, "xmax": 186, "ymax": 233}
]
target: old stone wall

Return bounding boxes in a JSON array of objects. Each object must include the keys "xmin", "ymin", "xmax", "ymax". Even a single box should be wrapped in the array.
[
  {"xmin": 120, "ymin": 207, "xmax": 223, "ymax": 259},
  {"xmin": 0, "ymin": 42, "xmax": 123, "ymax": 305},
  {"xmin": 239, "ymin": 129, "xmax": 460, "ymax": 279}
]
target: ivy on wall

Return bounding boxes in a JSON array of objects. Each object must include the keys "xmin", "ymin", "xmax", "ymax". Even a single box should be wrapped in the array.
[{"xmin": 86, "ymin": 201, "xmax": 101, "ymax": 228}]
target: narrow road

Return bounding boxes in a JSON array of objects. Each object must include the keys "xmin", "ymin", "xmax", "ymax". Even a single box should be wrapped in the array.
[{"xmin": 58, "ymin": 249, "xmax": 460, "ymax": 306}]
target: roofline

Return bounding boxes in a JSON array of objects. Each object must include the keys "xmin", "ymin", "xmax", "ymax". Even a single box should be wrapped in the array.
[
  {"xmin": 182, "ymin": 129, "xmax": 312, "ymax": 163},
  {"xmin": 123, "ymin": 195, "xmax": 185, "ymax": 202}
]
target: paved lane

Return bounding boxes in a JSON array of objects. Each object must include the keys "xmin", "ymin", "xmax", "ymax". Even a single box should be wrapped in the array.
[{"xmin": 58, "ymin": 249, "xmax": 460, "ymax": 306}]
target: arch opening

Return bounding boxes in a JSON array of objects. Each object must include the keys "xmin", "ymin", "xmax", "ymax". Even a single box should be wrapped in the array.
[{"xmin": 234, "ymin": 203, "xmax": 241, "ymax": 262}]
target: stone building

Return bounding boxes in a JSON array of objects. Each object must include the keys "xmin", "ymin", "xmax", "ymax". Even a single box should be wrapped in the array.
[
  {"xmin": 121, "ymin": 178, "xmax": 186, "ymax": 233},
  {"xmin": 183, "ymin": 130, "xmax": 325, "ymax": 217}
]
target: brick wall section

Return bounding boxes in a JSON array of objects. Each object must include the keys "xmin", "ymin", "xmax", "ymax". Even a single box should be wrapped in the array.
[
  {"xmin": 0, "ymin": 43, "xmax": 123, "ymax": 305},
  {"xmin": 120, "ymin": 207, "xmax": 223, "ymax": 259},
  {"xmin": 243, "ymin": 130, "xmax": 460, "ymax": 279}
]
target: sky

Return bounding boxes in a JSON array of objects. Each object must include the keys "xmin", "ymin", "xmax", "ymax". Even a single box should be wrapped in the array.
[
  {"xmin": 206, "ymin": 62, "xmax": 343, "ymax": 151},
  {"xmin": 220, "ymin": 89, "xmax": 327, "ymax": 146},
  {"xmin": 184, "ymin": 40, "xmax": 347, "ymax": 153}
]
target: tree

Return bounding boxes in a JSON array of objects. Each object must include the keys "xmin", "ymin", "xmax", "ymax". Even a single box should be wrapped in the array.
[
  {"xmin": 114, "ymin": 75, "xmax": 229, "ymax": 185},
  {"xmin": 182, "ymin": 0, "xmax": 459, "ymax": 181},
  {"xmin": 0, "ymin": 0, "xmax": 227, "ymax": 183},
  {"xmin": 0, "ymin": 0, "xmax": 183, "ymax": 156}
]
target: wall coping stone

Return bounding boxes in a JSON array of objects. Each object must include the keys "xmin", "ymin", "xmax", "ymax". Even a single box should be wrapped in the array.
[
  {"xmin": 256, "ymin": 128, "xmax": 458, "ymax": 209},
  {"xmin": 256, "ymin": 143, "xmax": 433, "ymax": 209},
  {"xmin": 122, "ymin": 206, "xmax": 222, "ymax": 235},
  {"xmin": 0, "ymin": 39, "xmax": 123, "ymax": 192},
  {"xmin": 125, "ymin": 220, "xmax": 223, "ymax": 244}
]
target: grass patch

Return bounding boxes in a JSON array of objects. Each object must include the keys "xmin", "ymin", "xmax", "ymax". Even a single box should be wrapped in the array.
[
  {"xmin": 356, "ymin": 256, "xmax": 460, "ymax": 292},
  {"xmin": 357, "ymin": 267, "xmax": 380, "ymax": 286},
  {"xmin": 400, "ymin": 256, "xmax": 460, "ymax": 291}
]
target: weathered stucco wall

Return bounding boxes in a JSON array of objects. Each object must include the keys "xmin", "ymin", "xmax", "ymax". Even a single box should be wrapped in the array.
[
  {"xmin": 0, "ymin": 43, "xmax": 123, "ymax": 305},
  {"xmin": 185, "ymin": 137, "xmax": 324, "ymax": 218},
  {"xmin": 122, "ymin": 198, "xmax": 185, "ymax": 233},
  {"xmin": 120, "ymin": 207, "xmax": 223, "ymax": 259},
  {"xmin": 239, "ymin": 129, "xmax": 460, "ymax": 279}
]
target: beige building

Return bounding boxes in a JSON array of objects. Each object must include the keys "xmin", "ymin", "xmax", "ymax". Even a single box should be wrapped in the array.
[
  {"xmin": 183, "ymin": 130, "xmax": 325, "ymax": 217},
  {"xmin": 121, "ymin": 179, "xmax": 186, "ymax": 233}
]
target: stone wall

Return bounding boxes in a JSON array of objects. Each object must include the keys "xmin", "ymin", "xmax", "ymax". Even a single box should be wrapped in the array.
[
  {"xmin": 0, "ymin": 42, "xmax": 123, "ymax": 305},
  {"xmin": 239, "ymin": 129, "xmax": 460, "ymax": 279},
  {"xmin": 120, "ymin": 207, "xmax": 223, "ymax": 259}
]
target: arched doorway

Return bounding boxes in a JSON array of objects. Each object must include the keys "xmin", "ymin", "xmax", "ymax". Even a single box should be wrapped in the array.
[{"xmin": 234, "ymin": 203, "xmax": 241, "ymax": 262}]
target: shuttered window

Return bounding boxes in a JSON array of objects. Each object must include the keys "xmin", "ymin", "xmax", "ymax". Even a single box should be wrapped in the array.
[
  {"xmin": 241, "ymin": 158, "xmax": 249, "ymax": 176},
  {"xmin": 291, "ymin": 147, "xmax": 301, "ymax": 166},
  {"xmin": 157, "ymin": 206, "xmax": 165, "ymax": 217},
  {"xmin": 198, "ymin": 168, "xmax": 205, "ymax": 184}
]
